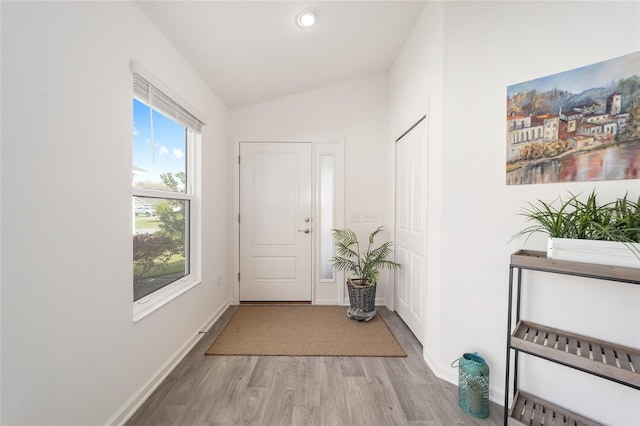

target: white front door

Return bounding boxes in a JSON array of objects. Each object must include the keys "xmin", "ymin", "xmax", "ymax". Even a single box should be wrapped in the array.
[
  {"xmin": 394, "ymin": 117, "xmax": 427, "ymax": 343},
  {"xmin": 239, "ymin": 142, "xmax": 313, "ymax": 301}
]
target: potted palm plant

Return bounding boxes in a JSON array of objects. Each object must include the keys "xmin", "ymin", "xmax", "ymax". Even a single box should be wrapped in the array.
[
  {"xmin": 331, "ymin": 226, "xmax": 401, "ymax": 321},
  {"xmin": 512, "ymin": 190, "xmax": 640, "ymax": 267}
]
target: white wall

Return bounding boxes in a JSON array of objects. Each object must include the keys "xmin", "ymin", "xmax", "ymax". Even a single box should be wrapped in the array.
[
  {"xmin": 389, "ymin": 0, "xmax": 444, "ymax": 369},
  {"xmin": 390, "ymin": 1, "xmax": 640, "ymax": 424},
  {"xmin": 0, "ymin": 2, "xmax": 230, "ymax": 424},
  {"xmin": 230, "ymin": 73, "xmax": 393, "ymax": 305},
  {"xmin": 2, "ymin": 1, "xmax": 639, "ymax": 424}
]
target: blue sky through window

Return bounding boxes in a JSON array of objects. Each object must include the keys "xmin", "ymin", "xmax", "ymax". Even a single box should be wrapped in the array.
[{"xmin": 133, "ymin": 99, "xmax": 186, "ymax": 190}]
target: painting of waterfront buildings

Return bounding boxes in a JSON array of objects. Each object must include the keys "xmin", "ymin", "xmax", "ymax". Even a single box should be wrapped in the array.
[{"xmin": 506, "ymin": 51, "xmax": 640, "ymax": 185}]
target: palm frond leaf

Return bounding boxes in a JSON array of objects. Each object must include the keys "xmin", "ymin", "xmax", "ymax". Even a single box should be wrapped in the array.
[{"xmin": 329, "ymin": 227, "xmax": 402, "ymax": 286}]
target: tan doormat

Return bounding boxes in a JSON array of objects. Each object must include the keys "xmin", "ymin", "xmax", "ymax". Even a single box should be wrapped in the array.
[{"xmin": 206, "ymin": 305, "xmax": 406, "ymax": 357}]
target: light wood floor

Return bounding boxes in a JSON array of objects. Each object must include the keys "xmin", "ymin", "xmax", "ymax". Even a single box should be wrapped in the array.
[{"xmin": 126, "ymin": 306, "xmax": 504, "ymax": 425}]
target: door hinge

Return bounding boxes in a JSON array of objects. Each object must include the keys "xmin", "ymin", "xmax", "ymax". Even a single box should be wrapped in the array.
[
  {"xmin": 238, "ymin": 155, "xmax": 240, "ymax": 165},
  {"xmin": 237, "ymin": 272, "xmax": 240, "ymax": 281},
  {"xmin": 238, "ymin": 214, "xmax": 240, "ymax": 223}
]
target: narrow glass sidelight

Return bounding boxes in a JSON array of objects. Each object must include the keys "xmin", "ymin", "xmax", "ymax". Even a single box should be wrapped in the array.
[{"xmin": 319, "ymin": 154, "xmax": 335, "ymax": 280}]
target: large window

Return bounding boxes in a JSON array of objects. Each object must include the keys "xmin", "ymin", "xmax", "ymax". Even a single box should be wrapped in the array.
[{"xmin": 131, "ymin": 63, "xmax": 204, "ymax": 318}]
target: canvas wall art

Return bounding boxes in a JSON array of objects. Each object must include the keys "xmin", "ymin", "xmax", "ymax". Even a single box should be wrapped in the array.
[{"xmin": 506, "ymin": 51, "xmax": 640, "ymax": 185}]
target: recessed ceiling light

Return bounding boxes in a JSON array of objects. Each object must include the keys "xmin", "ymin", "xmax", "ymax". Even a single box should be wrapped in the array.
[{"xmin": 296, "ymin": 8, "xmax": 319, "ymax": 28}]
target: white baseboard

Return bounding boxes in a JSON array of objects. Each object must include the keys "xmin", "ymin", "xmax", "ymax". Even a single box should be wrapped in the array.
[
  {"xmin": 199, "ymin": 299, "xmax": 231, "ymax": 333},
  {"xmin": 105, "ymin": 299, "xmax": 232, "ymax": 425},
  {"xmin": 314, "ymin": 298, "xmax": 342, "ymax": 305}
]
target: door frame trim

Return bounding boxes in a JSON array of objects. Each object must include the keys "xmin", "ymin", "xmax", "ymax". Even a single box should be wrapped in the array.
[{"xmin": 233, "ymin": 138, "xmax": 345, "ymax": 305}]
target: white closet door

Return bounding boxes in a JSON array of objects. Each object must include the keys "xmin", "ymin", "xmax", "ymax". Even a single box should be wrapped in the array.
[{"xmin": 395, "ymin": 117, "xmax": 427, "ymax": 343}]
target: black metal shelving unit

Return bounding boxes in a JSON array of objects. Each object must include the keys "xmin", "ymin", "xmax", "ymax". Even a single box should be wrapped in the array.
[{"xmin": 504, "ymin": 250, "xmax": 640, "ymax": 426}]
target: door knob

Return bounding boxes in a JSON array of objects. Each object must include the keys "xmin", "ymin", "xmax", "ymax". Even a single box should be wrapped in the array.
[{"xmin": 298, "ymin": 228, "xmax": 311, "ymax": 234}]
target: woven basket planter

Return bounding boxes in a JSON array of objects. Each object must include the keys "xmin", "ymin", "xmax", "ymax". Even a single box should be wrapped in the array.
[{"xmin": 346, "ymin": 278, "xmax": 377, "ymax": 321}]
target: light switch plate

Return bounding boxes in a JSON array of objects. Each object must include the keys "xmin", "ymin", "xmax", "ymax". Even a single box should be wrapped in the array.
[{"xmin": 362, "ymin": 212, "xmax": 377, "ymax": 222}]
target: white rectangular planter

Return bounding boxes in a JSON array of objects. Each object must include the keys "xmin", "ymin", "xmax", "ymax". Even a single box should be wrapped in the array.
[{"xmin": 547, "ymin": 237, "xmax": 640, "ymax": 268}]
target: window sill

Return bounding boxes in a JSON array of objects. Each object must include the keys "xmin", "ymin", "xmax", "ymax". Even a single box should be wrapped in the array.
[{"xmin": 133, "ymin": 277, "xmax": 201, "ymax": 322}]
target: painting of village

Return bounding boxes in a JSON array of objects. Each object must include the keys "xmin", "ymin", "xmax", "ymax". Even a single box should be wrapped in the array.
[{"xmin": 506, "ymin": 51, "xmax": 640, "ymax": 185}]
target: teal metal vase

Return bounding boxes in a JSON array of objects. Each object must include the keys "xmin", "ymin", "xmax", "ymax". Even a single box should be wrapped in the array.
[{"xmin": 452, "ymin": 352, "xmax": 490, "ymax": 418}]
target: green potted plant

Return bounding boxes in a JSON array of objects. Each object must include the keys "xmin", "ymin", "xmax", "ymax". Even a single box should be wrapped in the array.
[
  {"xmin": 331, "ymin": 226, "xmax": 401, "ymax": 321},
  {"xmin": 512, "ymin": 190, "xmax": 640, "ymax": 267}
]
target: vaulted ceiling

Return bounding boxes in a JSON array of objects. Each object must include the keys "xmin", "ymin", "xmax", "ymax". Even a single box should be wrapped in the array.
[{"xmin": 136, "ymin": 1, "xmax": 426, "ymax": 109}]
